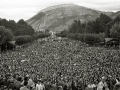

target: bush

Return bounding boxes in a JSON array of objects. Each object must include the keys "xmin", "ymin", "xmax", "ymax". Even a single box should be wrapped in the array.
[
  {"xmin": 15, "ymin": 35, "xmax": 33, "ymax": 45},
  {"xmin": 84, "ymin": 33, "xmax": 100, "ymax": 44},
  {"xmin": 56, "ymin": 30, "xmax": 68, "ymax": 37},
  {"xmin": 95, "ymin": 33, "xmax": 105, "ymax": 42},
  {"xmin": 66, "ymin": 33, "xmax": 105, "ymax": 45},
  {"xmin": 38, "ymin": 33, "xmax": 50, "ymax": 38},
  {"xmin": 15, "ymin": 33, "xmax": 50, "ymax": 45},
  {"xmin": 32, "ymin": 33, "xmax": 40, "ymax": 40},
  {"xmin": 56, "ymin": 33, "xmax": 67, "ymax": 37},
  {"xmin": 66, "ymin": 33, "xmax": 79, "ymax": 40},
  {"xmin": 77, "ymin": 34, "xmax": 84, "ymax": 42}
]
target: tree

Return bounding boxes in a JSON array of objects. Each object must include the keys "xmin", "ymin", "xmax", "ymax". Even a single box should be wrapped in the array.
[
  {"xmin": 69, "ymin": 20, "xmax": 77, "ymax": 33},
  {"xmin": 94, "ymin": 13, "xmax": 112, "ymax": 34},
  {"xmin": 113, "ymin": 15, "xmax": 120, "ymax": 24},
  {"xmin": 110, "ymin": 23, "xmax": 120, "ymax": 38},
  {"xmin": 0, "ymin": 26, "xmax": 14, "ymax": 44},
  {"xmin": 8, "ymin": 20, "xmax": 17, "ymax": 33},
  {"xmin": 15, "ymin": 19, "xmax": 35, "ymax": 36},
  {"xmin": 85, "ymin": 13, "xmax": 112, "ymax": 34},
  {"xmin": 0, "ymin": 18, "xmax": 35, "ymax": 36},
  {"xmin": 69, "ymin": 20, "xmax": 84, "ymax": 33},
  {"xmin": 85, "ymin": 21, "xmax": 95, "ymax": 33},
  {"xmin": 17, "ymin": 19, "xmax": 28, "ymax": 26},
  {"xmin": 99, "ymin": 13, "xmax": 112, "ymax": 24}
]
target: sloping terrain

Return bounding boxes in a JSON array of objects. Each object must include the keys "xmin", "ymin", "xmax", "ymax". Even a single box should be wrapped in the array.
[
  {"xmin": 26, "ymin": 4, "xmax": 113, "ymax": 32},
  {"xmin": 110, "ymin": 11, "xmax": 120, "ymax": 18}
]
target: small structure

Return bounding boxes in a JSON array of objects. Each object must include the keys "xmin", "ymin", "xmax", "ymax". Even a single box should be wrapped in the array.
[
  {"xmin": 0, "ymin": 41, "xmax": 16, "ymax": 52},
  {"xmin": 39, "ymin": 29, "xmax": 46, "ymax": 33},
  {"xmin": 105, "ymin": 38, "xmax": 119, "ymax": 47}
]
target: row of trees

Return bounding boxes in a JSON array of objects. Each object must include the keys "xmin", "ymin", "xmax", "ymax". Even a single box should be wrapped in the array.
[
  {"xmin": 69, "ymin": 14, "xmax": 112, "ymax": 34},
  {"xmin": 0, "ymin": 18, "xmax": 50, "ymax": 46},
  {"xmin": 56, "ymin": 13, "xmax": 120, "ymax": 44},
  {"xmin": 69, "ymin": 13, "xmax": 120, "ymax": 38},
  {"xmin": 0, "ymin": 19, "xmax": 35, "ymax": 36}
]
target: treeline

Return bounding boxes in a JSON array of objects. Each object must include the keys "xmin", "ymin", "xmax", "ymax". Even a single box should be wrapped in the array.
[
  {"xmin": 56, "ymin": 13, "xmax": 120, "ymax": 45},
  {"xmin": 0, "ymin": 19, "xmax": 50, "ymax": 45},
  {"xmin": 0, "ymin": 19, "xmax": 34, "ymax": 36}
]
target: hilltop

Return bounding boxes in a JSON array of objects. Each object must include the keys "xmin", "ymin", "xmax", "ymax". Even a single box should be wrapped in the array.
[{"xmin": 27, "ymin": 4, "xmax": 113, "ymax": 32}]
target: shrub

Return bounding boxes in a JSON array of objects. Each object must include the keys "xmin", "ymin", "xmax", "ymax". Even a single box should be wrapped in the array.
[
  {"xmin": 15, "ymin": 35, "xmax": 33, "ymax": 45},
  {"xmin": 38, "ymin": 33, "xmax": 50, "ymax": 38},
  {"xmin": 56, "ymin": 30, "xmax": 68, "ymax": 37},
  {"xmin": 66, "ymin": 33, "xmax": 105, "ymax": 45},
  {"xmin": 32, "ymin": 33, "xmax": 40, "ymax": 40},
  {"xmin": 66, "ymin": 33, "xmax": 79, "ymax": 40},
  {"xmin": 84, "ymin": 33, "xmax": 100, "ymax": 44},
  {"xmin": 77, "ymin": 34, "xmax": 84, "ymax": 42},
  {"xmin": 56, "ymin": 33, "xmax": 67, "ymax": 37}
]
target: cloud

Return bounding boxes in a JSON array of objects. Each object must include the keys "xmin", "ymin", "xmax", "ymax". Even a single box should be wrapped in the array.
[
  {"xmin": 0, "ymin": 7, "xmax": 39, "ymax": 21},
  {"xmin": 74, "ymin": 0, "xmax": 120, "ymax": 11}
]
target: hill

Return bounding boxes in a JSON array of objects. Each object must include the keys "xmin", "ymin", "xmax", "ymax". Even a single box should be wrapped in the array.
[
  {"xmin": 26, "ymin": 3, "xmax": 113, "ymax": 32},
  {"xmin": 111, "ymin": 11, "xmax": 120, "ymax": 18}
]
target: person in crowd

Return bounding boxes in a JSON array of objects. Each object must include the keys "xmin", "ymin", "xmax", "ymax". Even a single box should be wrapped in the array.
[
  {"xmin": 0, "ymin": 38, "xmax": 119, "ymax": 90},
  {"xmin": 36, "ymin": 79, "xmax": 45, "ymax": 90},
  {"xmin": 21, "ymin": 76, "xmax": 29, "ymax": 86},
  {"xmin": 97, "ymin": 77, "xmax": 109, "ymax": 90},
  {"xmin": 14, "ymin": 77, "xmax": 22, "ymax": 90},
  {"xmin": 20, "ymin": 81, "xmax": 29, "ymax": 90},
  {"xmin": 116, "ymin": 78, "xmax": 120, "ymax": 84},
  {"xmin": 26, "ymin": 75, "xmax": 35, "ymax": 90},
  {"xmin": 86, "ymin": 80, "xmax": 96, "ymax": 90},
  {"xmin": 113, "ymin": 83, "xmax": 120, "ymax": 90}
]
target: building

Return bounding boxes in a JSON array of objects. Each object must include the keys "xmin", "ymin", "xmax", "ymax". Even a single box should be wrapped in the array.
[
  {"xmin": 105, "ymin": 38, "xmax": 119, "ymax": 47},
  {"xmin": 0, "ymin": 41, "xmax": 16, "ymax": 52}
]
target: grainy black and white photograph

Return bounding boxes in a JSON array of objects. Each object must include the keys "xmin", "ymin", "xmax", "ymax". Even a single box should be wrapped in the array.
[{"xmin": 0, "ymin": 0, "xmax": 120, "ymax": 90}]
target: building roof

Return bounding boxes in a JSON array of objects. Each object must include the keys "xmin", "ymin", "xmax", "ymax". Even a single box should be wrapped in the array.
[
  {"xmin": 8, "ymin": 41, "xmax": 16, "ymax": 45},
  {"xmin": 105, "ymin": 38, "xmax": 113, "ymax": 43}
]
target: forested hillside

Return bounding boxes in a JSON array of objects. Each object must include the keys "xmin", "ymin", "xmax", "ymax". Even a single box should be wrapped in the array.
[{"xmin": 56, "ymin": 13, "xmax": 120, "ymax": 45}]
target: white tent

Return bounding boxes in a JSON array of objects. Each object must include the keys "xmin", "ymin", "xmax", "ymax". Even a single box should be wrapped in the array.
[{"xmin": 9, "ymin": 41, "xmax": 16, "ymax": 45}]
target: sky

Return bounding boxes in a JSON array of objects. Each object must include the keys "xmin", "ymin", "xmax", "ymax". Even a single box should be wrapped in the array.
[{"xmin": 0, "ymin": 0, "xmax": 120, "ymax": 22}]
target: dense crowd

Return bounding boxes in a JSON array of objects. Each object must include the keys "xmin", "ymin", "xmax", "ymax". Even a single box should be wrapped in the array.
[{"xmin": 0, "ymin": 37, "xmax": 120, "ymax": 90}]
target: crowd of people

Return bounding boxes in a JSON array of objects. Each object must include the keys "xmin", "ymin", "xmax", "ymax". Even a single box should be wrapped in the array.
[{"xmin": 0, "ymin": 36, "xmax": 120, "ymax": 90}]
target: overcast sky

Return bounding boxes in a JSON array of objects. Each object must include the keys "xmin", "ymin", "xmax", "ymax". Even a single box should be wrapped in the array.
[{"xmin": 0, "ymin": 0, "xmax": 120, "ymax": 22}]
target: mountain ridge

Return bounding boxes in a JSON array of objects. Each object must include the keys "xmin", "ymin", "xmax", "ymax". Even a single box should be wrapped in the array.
[{"xmin": 26, "ymin": 3, "xmax": 115, "ymax": 32}]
